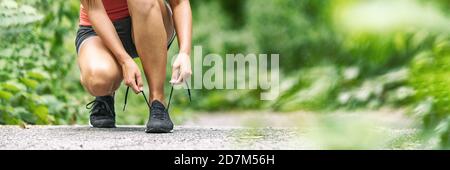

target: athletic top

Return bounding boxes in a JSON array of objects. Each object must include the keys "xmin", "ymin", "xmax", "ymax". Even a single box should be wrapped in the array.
[{"xmin": 79, "ymin": 0, "xmax": 129, "ymax": 26}]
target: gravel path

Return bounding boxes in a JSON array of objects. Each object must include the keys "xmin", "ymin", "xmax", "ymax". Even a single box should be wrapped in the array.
[
  {"xmin": 0, "ymin": 125, "xmax": 312, "ymax": 150},
  {"xmin": 0, "ymin": 110, "xmax": 421, "ymax": 150}
]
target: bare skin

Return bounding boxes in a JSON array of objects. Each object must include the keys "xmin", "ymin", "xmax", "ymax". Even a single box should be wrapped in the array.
[
  {"xmin": 78, "ymin": 0, "xmax": 192, "ymax": 105},
  {"xmin": 128, "ymin": 0, "xmax": 169, "ymax": 102}
]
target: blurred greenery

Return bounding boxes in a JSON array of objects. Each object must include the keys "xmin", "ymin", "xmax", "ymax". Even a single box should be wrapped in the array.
[{"xmin": 0, "ymin": 0, "xmax": 449, "ymax": 148}]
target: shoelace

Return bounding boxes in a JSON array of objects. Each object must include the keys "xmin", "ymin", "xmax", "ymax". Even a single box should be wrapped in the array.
[
  {"xmin": 122, "ymin": 32, "xmax": 189, "ymax": 112},
  {"xmin": 122, "ymin": 81, "xmax": 191, "ymax": 112},
  {"xmin": 86, "ymin": 98, "xmax": 113, "ymax": 116},
  {"xmin": 151, "ymin": 105, "xmax": 166, "ymax": 120}
]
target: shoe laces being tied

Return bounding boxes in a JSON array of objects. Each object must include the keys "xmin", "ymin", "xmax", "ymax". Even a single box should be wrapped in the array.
[
  {"xmin": 150, "ymin": 101, "xmax": 167, "ymax": 120},
  {"xmin": 86, "ymin": 97, "xmax": 113, "ymax": 115},
  {"xmin": 122, "ymin": 81, "xmax": 192, "ymax": 112}
]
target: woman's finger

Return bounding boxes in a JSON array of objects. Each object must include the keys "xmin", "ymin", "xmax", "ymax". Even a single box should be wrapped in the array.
[
  {"xmin": 128, "ymin": 74, "xmax": 139, "ymax": 94},
  {"xmin": 136, "ymin": 72, "xmax": 144, "ymax": 92},
  {"xmin": 174, "ymin": 72, "xmax": 184, "ymax": 84},
  {"xmin": 170, "ymin": 65, "xmax": 180, "ymax": 84}
]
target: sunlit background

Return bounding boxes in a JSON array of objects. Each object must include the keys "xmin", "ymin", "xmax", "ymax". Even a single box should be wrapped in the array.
[{"xmin": 0, "ymin": 0, "xmax": 449, "ymax": 149}]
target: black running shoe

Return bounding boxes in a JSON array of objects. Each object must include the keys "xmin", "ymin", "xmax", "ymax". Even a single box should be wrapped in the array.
[
  {"xmin": 145, "ymin": 100, "xmax": 173, "ymax": 133},
  {"xmin": 86, "ymin": 96, "xmax": 116, "ymax": 128}
]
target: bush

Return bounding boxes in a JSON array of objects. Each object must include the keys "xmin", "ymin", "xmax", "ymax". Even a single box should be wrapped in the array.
[
  {"xmin": 0, "ymin": 0, "xmax": 81, "ymax": 125},
  {"xmin": 409, "ymin": 34, "xmax": 450, "ymax": 148}
]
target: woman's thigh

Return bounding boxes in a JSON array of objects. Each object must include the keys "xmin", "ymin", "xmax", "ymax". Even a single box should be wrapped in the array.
[
  {"xmin": 77, "ymin": 36, "xmax": 123, "ymax": 96},
  {"xmin": 129, "ymin": 0, "xmax": 175, "ymax": 45}
]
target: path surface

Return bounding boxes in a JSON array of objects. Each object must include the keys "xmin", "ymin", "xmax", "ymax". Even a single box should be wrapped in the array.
[
  {"xmin": 0, "ymin": 110, "xmax": 422, "ymax": 150},
  {"xmin": 0, "ymin": 126, "xmax": 311, "ymax": 150}
]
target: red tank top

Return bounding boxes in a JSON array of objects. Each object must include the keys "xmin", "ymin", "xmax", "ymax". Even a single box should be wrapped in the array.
[{"xmin": 79, "ymin": 0, "xmax": 129, "ymax": 26}]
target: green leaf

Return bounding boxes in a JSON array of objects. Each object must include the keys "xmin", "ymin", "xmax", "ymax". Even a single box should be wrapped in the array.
[
  {"xmin": 32, "ymin": 105, "xmax": 49, "ymax": 124},
  {"xmin": 27, "ymin": 70, "xmax": 50, "ymax": 81},
  {"xmin": 13, "ymin": 107, "xmax": 35, "ymax": 123},
  {"xmin": 0, "ymin": 90, "xmax": 13, "ymax": 100},
  {"xmin": 0, "ymin": 72, "xmax": 10, "ymax": 81},
  {"xmin": 20, "ymin": 78, "xmax": 39, "ymax": 89},
  {"xmin": 1, "ymin": 82, "xmax": 25, "ymax": 92},
  {"xmin": 40, "ymin": 95, "xmax": 64, "ymax": 114}
]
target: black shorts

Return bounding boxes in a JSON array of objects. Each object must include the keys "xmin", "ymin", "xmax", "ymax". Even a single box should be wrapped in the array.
[{"xmin": 75, "ymin": 16, "xmax": 176, "ymax": 58}]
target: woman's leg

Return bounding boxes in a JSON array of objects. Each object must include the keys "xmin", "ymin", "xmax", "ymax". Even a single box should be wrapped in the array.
[
  {"xmin": 127, "ymin": 0, "xmax": 172, "ymax": 104},
  {"xmin": 78, "ymin": 37, "xmax": 123, "ymax": 96}
]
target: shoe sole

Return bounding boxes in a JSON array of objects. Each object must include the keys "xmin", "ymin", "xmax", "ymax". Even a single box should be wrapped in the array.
[
  {"xmin": 145, "ymin": 127, "xmax": 173, "ymax": 133},
  {"xmin": 89, "ymin": 119, "xmax": 116, "ymax": 128}
]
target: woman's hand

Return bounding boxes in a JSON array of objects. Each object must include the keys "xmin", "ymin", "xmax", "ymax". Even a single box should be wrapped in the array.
[
  {"xmin": 169, "ymin": 0, "xmax": 192, "ymax": 85},
  {"xmin": 170, "ymin": 53, "xmax": 192, "ymax": 85},
  {"xmin": 121, "ymin": 58, "xmax": 143, "ymax": 93}
]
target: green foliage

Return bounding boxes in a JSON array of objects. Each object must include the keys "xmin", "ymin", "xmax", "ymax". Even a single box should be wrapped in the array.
[
  {"xmin": 0, "ymin": 0, "xmax": 81, "ymax": 125},
  {"xmin": 246, "ymin": 0, "xmax": 336, "ymax": 71},
  {"xmin": 409, "ymin": 33, "xmax": 450, "ymax": 148}
]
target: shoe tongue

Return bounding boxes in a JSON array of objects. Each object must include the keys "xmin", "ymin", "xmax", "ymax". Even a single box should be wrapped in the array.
[{"xmin": 151, "ymin": 100, "xmax": 166, "ymax": 110}]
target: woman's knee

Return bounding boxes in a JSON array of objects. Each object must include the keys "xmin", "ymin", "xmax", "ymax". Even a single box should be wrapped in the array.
[
  {"xmin": 77, "ymin": 36, "xmax": 123, "ymax": 96},
  {"xmin": 128, "ymin": 0, "xmax": 162, "ymax": 16},
  {"xmin": 81, "ymin": 66, "xmax": 121, "ymax": 96}
]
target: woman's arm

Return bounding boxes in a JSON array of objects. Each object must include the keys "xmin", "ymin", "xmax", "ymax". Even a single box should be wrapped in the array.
[
  {"xmin": 169, "ymin": 0, "xmax": 193, "ymax": 85},
  {"xmin": 81, "ymin": 0, "xmax": 130, "ymax": 64},
  {"xmin": 169, "ymin": 0, "xmax": 192, "ymax": 55},
  {"xmin": 81, "ymin": 0, "xmax": 143, "ymax": 93}
]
